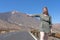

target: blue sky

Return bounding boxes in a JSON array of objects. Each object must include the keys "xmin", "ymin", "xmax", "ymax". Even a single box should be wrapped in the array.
[{"xmin": 0, "ymin": 0, "xmax": 60, "ymax": 23}]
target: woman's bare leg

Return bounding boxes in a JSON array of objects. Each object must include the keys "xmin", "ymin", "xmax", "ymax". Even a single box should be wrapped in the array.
[
  {"xmin": 44, "ymin": 33, "xmax": 48, "ymax": 40},
  {"xmin": 40, "ymin": 32, "xmax": 45, "ymax": 40}
]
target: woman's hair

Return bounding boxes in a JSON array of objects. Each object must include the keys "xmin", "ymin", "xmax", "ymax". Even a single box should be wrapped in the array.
[{"xmin": 43, "ymin": 7, "xmax": 49, "ymax": 16}]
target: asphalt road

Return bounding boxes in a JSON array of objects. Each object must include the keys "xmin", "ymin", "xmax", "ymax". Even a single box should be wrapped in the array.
[{"xmin": 0, "ymin": 31, "xmax": 35, "ymax": 40}]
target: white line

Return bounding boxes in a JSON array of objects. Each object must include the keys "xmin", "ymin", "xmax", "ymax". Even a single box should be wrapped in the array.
[{"xmin": 29, "ymin": 32, "xmax": 38, "ymax": 40}]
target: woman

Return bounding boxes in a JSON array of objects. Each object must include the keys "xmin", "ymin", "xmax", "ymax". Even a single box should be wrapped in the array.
[{"xmin": 29, "ymin": 7, "xmax": 52, "ymax": 40}]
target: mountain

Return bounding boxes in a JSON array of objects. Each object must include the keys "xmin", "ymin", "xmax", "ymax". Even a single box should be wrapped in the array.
[
  {"xmin": 0, "ymin": 11, "xmax": 40, "ymax": 31},
  {"xmin": 0, "ymin": 19, "xmax": 21, "ymax": 31},
  {"xmin": 0, "ymin": 11, "xmax": 60, "ymax": 33},
  {"xmin": 52, "ymin": 24, "xmax": 60, "ymax": 33}
]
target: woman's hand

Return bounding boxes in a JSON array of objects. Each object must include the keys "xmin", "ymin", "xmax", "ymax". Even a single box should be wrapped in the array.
[
  {"xmin": 27, "ymin": 14, "xmax": 33, "ymax": 17},
  {"xmin": 48, "ymin": 29, "xmax": 53, "ymax": 36},
  {"xmin": 48, "ymin": 25, "xmax": 53, "ymax": 36},
  {"xmin": 51, "ymin": 29, "xmax": 53, "ymax": 33}
]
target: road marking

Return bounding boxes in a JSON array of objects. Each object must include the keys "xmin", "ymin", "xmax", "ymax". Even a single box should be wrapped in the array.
[{"xmin": 29, "ymin": 32, "xmax": 38, "ymax": 40}]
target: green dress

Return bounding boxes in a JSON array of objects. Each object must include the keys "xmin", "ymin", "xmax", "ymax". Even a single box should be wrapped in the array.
[{"xmin": 32, "ymin": 13, "xmax": 52, "ymax": 33}]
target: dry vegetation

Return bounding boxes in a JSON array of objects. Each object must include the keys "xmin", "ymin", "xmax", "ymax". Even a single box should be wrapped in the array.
[{"xmin": 0, "ymin": 19, "xmax": 21, "ymax": 34}]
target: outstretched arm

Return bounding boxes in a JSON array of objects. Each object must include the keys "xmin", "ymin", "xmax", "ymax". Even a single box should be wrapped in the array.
[
  {"xmin": 31, "ymin": 14, "xmax": 40, "ymax": 17},
  {"xmin": 27, "ymin": 14, "xmax": 40, "ymax": 17}
]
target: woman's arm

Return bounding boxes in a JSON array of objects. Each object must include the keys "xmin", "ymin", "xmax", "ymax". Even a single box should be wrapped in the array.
[
  {"xmin": 49, "ymin": 16, "xmax": 52, "ymax": 29},
  {"xmin": 48, "ymin": 16, "xmax": 52, "ymax": 35},
  {"xmin": 30, "ymin": 14, "xmax": 40, "ymax": 17},
  {"xmin": 27, "ymin": 14, "xmax": 40, "ymax": 17}
]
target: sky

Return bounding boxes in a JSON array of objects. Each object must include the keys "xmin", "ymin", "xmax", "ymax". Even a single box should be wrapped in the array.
[{"xmin": 0, "ymin": 0, "xmax": 60, "ymax": 23}]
